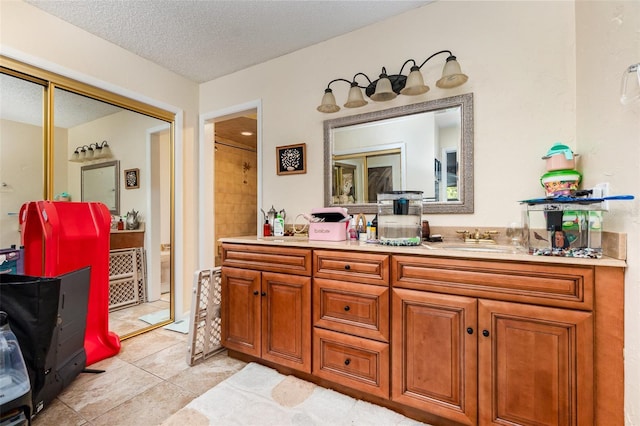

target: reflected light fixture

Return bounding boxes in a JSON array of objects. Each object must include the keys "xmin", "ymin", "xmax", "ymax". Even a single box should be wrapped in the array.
[
  {"xmin": 317, "ymin": 50, "xmax": 468, "ymax": 113},
  {"xmin": 69, "ymin": 140, "xmax": 113, "ymax": 163}
]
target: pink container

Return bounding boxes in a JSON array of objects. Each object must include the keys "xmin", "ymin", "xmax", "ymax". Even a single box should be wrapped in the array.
[
  {"xmin": 544, "ymin": 154, "xmax": 577, "ymax": 171},
  {"xmin": 542, "ymin": 143, "xmax": 578, "ymax": 171},
  {"xmin": 308, "ymin": 207, "xmax": 349, "ymax": 241}
]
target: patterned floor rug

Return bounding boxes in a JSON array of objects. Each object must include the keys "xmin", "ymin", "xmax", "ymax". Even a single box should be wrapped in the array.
[{"xmin": 162, "ymin": 362, "xmax": 428, "ymax": 425}]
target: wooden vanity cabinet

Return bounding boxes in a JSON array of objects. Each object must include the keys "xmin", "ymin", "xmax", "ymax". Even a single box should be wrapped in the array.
[
  {"xmin": 312, "ymin": 250, "xmax": 391, "ymax": 398},
  {"xmin": 220, "ymin": 242, "xmax": 624, "ymax": 426},
  {"xmin": 392, "ymin": 255, "xmax": 599, "ymax": 426},
  {"xmin": 221, "ymin": 244, "xmax": 312, "ymax": 373}
]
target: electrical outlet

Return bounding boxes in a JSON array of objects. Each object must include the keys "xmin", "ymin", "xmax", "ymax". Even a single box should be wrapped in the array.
[{"xmin": 593, "ymin": 182, "xmax": 610, "ymax": 210}]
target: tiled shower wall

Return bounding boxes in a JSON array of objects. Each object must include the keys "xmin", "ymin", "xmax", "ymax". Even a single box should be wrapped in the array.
[{"xmin": 214, "ymin": 143, "xmax": 257, "ymax": 265}]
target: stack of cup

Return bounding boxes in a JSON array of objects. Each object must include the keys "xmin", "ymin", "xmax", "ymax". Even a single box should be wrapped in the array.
[{"xmin": 540, "ymin": 142, "xmax": 581, "ymax": 197}]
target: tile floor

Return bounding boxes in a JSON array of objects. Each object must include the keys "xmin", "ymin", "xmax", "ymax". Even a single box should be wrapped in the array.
[
  {"xmin": 108, "ymin": 296, "xmax": 171, "ymax": 337},
  {"xmin": 32, "ymin": 327, "xmax": 246, "ymax": 426}
]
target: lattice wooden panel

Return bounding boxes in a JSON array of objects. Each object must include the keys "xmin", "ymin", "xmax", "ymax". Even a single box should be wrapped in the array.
[
  {"xmin": 187, "ymin": 267, "xmax": 223, "ymax": 366},
  {"xmin": 109, "ymin": 278, "xmax": 139, "ymax": 309},
  {"xmin": 109, "ymin": 248, "xmax": 146, "ymax": 310}
]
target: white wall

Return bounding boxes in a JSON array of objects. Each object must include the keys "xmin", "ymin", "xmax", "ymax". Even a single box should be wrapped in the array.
[
  {"xmin": 575, "ymin": 1, "xmax": 640, "ymax": 423},
  {"xmin": 200, "ymin": 1, "xmax": 577, "ymax": 226}
]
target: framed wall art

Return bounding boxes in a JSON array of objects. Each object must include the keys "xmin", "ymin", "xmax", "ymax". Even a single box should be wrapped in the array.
[
  {"xmin": 124, "ymin": 168, "xmax": 140, "ymax": 189},
  {"xmin": 276, "ymin": 143, "xmax": 306, "ymax": 175}
]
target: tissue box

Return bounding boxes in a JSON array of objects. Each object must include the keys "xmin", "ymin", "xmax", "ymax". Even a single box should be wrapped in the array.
[{"xmin": 308, "ymin": 207, "xmax": 349, "ymax": 241}]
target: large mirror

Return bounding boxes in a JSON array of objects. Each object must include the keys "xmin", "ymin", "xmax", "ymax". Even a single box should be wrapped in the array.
[
  {"xmin": 1, "ymin": 60, "xmax": 174, "ymax": 341},
  {"xmin": 81, "ymin": 160, "xmax": 120, "ymax": 214},
  {"xmin": 324, "ymin": 93, "xmax": 474, "ymax": 214}
]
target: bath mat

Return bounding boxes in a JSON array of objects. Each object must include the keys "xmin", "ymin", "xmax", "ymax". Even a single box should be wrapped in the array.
[{"xmin": 162, "ymin": 362, "xmax": 428, "ymax": 425}]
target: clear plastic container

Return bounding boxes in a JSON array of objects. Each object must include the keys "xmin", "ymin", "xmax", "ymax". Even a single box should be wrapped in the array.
[
  {"xmin": 0, "ymin": 311, "xmax": 31, "ymax": 406},
  {"xmin": 377, "ymin": 191, "xmax": 423, "ymax": 246},
  {"xmin": 525, "ymin": 203, "xmax": 603, "ymax": 258}
]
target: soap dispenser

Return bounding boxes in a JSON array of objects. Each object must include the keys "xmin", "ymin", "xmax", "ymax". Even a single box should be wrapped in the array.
[{"xmin": 273, "ymin": 213, "xmax": 285, "ymax": 237}]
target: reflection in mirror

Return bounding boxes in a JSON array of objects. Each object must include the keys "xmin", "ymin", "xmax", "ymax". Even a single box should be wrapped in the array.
[
  {"xmin": 81, "ymin": 160, "xmax": 120, "ymax": 214},
  {"xmin": 53, "ymin": 87, "xmax": 172, "ymax": 339},
  {"xmin": 324, "ymin": 93, "xmax": 473, "ymax": 214},
  {"xmin": 0, "ymin": 72, "xmax": 45, "ymax": 248}
]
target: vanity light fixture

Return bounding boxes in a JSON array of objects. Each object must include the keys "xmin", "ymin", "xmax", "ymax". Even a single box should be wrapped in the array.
[
  {"xmin": 317, "ymin": 50, "xmax": 468, "ymax": 113},
  {"xmin": 69, "ymin": 140, "xmax": 113, "ymax": 163}
]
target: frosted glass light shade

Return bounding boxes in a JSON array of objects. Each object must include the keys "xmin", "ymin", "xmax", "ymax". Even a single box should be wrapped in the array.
[
  {"xmin": 101, "ymin": 143, "xmax": 113, "ymax": 159},
  {"xmin": 436, "ymin": 57, "xmax": 469, "ymax": 88},
  {"xmin": 344, "ymin": 85, "xmax": 368, "ymax": 108},
  {"xmin": 317, "ymin": 89, "xmax": 340, "ymax": 113},
  {"xmin": 400, "ymin": 67, "xmax": 430, "ymax": 95},
  {"xmin": 370, "ymin": 75, "xmax": 397, "ymax": 102},
  {"xmin": 70, "ymin": 150, "xmax": 80, "ymax": 162}
]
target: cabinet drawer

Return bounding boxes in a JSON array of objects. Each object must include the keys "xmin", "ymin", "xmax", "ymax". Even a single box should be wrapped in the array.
[
  {"xmin": 314, "ymin": 278, "xmax": 389, "ymax": 342},
  {"xmin": 314, "ymin": 250, "xmax": 389, "ymax": 285},
  {"xmin": 393, "ymin": 255, "xmax": 594, "ymax": 310},
  {"xmin": 313, "ymin": 328, "xmax": 389, "ymax": 398},
  {"xmin": 222, "ymin": 243, "xmax": 311, "ymax": 276}
]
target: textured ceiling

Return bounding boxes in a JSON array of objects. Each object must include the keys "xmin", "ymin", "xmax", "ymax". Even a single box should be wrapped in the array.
[{"xmin": 25, "ymin": 0, "xmax": 431, "ymax": 83}]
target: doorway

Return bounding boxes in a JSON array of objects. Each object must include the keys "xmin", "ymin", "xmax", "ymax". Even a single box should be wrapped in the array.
[{"xmin": 209, "ymin": 109, "xmax": 258, "ymax": 266}]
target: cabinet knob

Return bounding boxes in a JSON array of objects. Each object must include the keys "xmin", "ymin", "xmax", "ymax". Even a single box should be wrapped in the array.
[
  {"xmin": 482, "ymin": 330, "xmax": 490, "ymax": 337},
  {"xmin": 261, "ymin": 292, "xmax": 267, "ymax": 297},
  {"xmin": 467, "ymin": 327, "xmax": 474, "ymax": 335},
  {"xmin": 344, "ymin": 264, "xmax": 351, "ymax": 270},
  {"xmin": 344, "ymin": 358, "xmax": 351, "ymax": 366},
  {"xmin": 344, "ymin": 305, "xmax": 350, "ymax": 312},
  {"xmin": 253, "ymin": 290, "xmax": 259, "ymax": 296}
]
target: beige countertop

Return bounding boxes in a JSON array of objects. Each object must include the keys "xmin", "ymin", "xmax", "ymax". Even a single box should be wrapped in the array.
[{"xmin": 219, "ymin": 235, "xmax": 627, "ymax": 268}]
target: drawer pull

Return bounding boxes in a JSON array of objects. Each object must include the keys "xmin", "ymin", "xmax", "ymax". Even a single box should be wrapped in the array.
[
  {"xmin": 261, "ymin": 292, "xmax": 267, "ymax": 297},
  {"xmin": 482, "ymin": 330, "xmax": 490, "ymax": 337},
  {"xmin": 344, "ymin": 264, "xmax": 351, "ymax": 270},
  {"xmin": 344, "ymin": 358, "xmax": 351, "ymax": 366},
  {"xmin": 467, "ymin": 327, "xmax": 474, "ymax": 335},
  {"xmin": 344, "ymin": 305, "xmax": 351, "ymax": 312},
  {"xmin": 253, "ymin": 290, "xmax": 259, "ymax": 296}
]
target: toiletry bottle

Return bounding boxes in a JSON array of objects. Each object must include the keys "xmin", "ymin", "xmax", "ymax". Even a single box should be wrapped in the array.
[
  {"xmin": 274, "ymin": 213, "xmax": 285, "ymax": 237},
  {"xmin": 366, "ymin": 221, "xmax": 372, "ymax": 240},
  {"xmin": 117, "ymin": 218, "xmax": 124, "ymax": 230},
  {"xmin": 370, "ymin": 215, "xmax": 377, "ymax": 240},
  {"xmin": 263, "ymin": 219, "xmax": 271, "ymax": 237},
  {"xmin": 348, "ymin": 217, "xmax": 358, "ymax": 240}
]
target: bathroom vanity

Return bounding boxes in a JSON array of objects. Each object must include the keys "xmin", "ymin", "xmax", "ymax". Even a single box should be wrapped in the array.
[{"xmin": 220, "ymin": 237, "xmax": 624, "ymax": 426}]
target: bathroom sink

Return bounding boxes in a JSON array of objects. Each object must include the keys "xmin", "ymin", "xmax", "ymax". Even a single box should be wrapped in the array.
[{"xmin": 422, "ymin": 243, "xmax": 523, "ymax": 254}]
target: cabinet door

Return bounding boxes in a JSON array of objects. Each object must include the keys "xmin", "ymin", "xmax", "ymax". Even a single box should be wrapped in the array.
[
  {"xmin": 391, "ymin": 288, "xmax": 478, "ymax": 426},
  {"xmin": 261, "ymin": 271, "xmax": 312, "ymax": 373},
  {"xmin": 478, "ymin": 300, "xmax": 593, "ymax": 426},
  {"xmin": 221, "ymin": 267, "xmax": 261, "ymax": 357}
]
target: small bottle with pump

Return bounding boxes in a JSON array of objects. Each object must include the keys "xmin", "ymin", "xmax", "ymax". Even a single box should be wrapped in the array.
[
  {"xmin": 273, "ymin": 213, "xmax": 285, "ymax": 237},
  {"xmin": 348, "ymin": 217, "xmax": 358, "ymax": 240},
  {"xmin": 263, "ymin": 219, "xmax": 271, "ymax": 237},
  {"xmin": 117, "ymin": 217, "xmax": 124, "ymax": 230}
]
